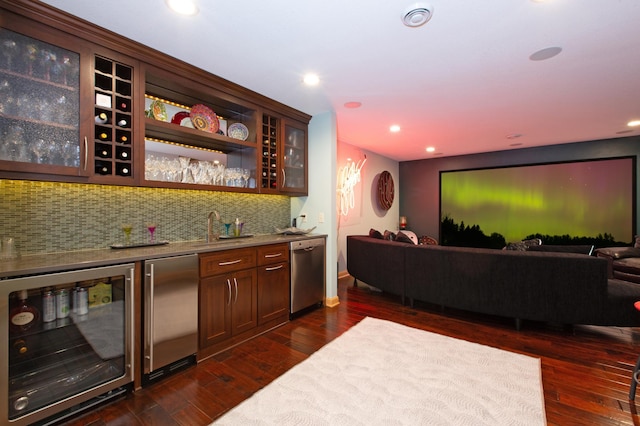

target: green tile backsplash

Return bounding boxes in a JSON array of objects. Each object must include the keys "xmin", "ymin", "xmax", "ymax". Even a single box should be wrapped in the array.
[{"xmin": 0, "ymin": 180, "xmax": 290, "ymax": 255}]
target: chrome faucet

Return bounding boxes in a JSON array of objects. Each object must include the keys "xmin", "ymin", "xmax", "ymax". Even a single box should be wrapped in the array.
[{"xmin": 207, "ymin": 210, "xmax": 221, "ymax": 242}]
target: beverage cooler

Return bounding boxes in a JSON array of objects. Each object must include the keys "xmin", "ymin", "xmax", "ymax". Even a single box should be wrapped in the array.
[{"xmin": 0, "ymin": 263, "xmax": 135, "ymax": 426}]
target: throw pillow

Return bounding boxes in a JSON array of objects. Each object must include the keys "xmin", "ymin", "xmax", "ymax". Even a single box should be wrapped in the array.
[
  {"xmin": 635, "ymin": 235, "xmax": 640, "ymax": 248},
  {"xmin": 383, "ymin": 230, "xmax": 396, "ymax": 241},
  {"xmin": 369, "ymin": 228, "xmax": 383, "ymax": 239},
  {"xmin": 396, "ymin": 230, "xmax": 418, "ymax": 245}
]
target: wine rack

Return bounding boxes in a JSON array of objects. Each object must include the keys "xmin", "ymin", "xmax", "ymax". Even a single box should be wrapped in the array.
[
  {"xmin": 93, "ymin": 56, "xmax": 133, "ymax": 177},
  {"xmin": 261, "ymin": 115, "xmax": 279, "ymax": 190}
]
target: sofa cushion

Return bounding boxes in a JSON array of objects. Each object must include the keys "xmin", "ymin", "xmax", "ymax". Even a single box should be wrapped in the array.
[
  {"xmin": 612, "ymin": 257, "xmax": 640, "ymax": 275},
  {"xmin": 369, "ymin": 228, "xmax": 384, "ymax": 239},
  {"xmin": 528, "ymin": 245, "xmax": 594, "ymax": 255},
  {"xmin": 595, "ymin": 247, "xmax": 640, "ymax": 259}
]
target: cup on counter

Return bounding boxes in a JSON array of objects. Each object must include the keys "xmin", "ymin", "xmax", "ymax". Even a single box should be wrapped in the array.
[
  {"xmin": 0, "ymin": 237, "xmax": 17, "ymax": 259},
  {"xmin": 233, "ymin": 222, "xmax": 244, "ymax": 237}
]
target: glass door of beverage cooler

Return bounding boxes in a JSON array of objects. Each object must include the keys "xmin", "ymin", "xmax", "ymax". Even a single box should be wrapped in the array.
[{"xmin": 1, "ymin": 263, "xmax": 135, "ymax": 426}]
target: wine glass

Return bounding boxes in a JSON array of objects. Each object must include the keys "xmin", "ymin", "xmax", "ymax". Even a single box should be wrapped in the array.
[
  {"xmin": 121, "ymin": 224, "xmax": 133, "ymax": 245},
  {"xmin": 146, "ymin": 222, "xmax": 157, "ymax": 244}
]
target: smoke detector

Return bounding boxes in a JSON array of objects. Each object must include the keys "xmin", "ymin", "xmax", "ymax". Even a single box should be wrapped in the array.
[{"xmin": 402, "ymin": 3, "xmax": 434, "ymax": 27}]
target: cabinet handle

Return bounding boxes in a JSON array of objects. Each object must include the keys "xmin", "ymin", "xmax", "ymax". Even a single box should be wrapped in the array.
[
  {"xmin": 219, "ymin": 259, "xmax": 242, "ymax": 266},
  {"xmin": 264, "ymin": 253, "xmax": 282, "ymax": 258},
  {"xmin": 226, "ymin": 279, "xmax": 232, "ymax": 306},
  {"xmin": 146, "ymin": 263, "xmax": 154, "ymax": 370},
  {"xmin": 83, "ymin": 136, "xmax": 88, "ymax": 171},
  {"xmin": 127, "ymin": 267, "xmax": 135, "ymax": 377},
  {"xmin": 233, "ymin": 277, "xmax": 238, "ymax": 304},
  {"xmin": 265, "ymin": 264, "xmax": 284, "ymax": 271},
  {"xmin": 281, "ymin": 168, "xmax": 286, "ymax": 187}
]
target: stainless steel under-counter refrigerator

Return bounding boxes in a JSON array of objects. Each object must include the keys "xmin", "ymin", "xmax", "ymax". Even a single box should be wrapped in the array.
[{"xmin": 143, "ymin": 254, "xmax": 198, "ymax": 384}]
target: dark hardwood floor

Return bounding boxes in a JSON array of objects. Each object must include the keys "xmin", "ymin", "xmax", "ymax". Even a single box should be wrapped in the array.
[{"xmin": 61, "ymin": 276, "xmax": 640, "ymax": 426}]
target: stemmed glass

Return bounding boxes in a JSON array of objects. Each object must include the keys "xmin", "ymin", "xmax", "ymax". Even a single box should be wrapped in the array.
[
  {"xmin": 121, "ymin": 224, "xmax": 133, "ymax": 245},
  {"xmin": 146, "ymin": 222, "xmax": 157, "ymax": 244}
]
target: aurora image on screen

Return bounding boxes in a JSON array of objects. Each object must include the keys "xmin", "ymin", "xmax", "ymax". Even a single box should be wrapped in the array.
[{"xmin": 440, "ymin": 157, "xmax": 635, "ymax": 248}]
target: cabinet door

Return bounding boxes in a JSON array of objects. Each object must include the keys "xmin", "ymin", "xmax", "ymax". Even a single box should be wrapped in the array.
[
  {"xmin": 199, "ymin": 275, "xmax": 232, "ymax": 348},
  {"xmin": 0, "ymin": 14, "xmax": 89, "ymax": 177},
  {"xmin": 230, "ymin": 268, "xmax": 257, "ymax": 336},
  {"xmin": 281, "ymin": 119, "xmax": 307, "ymax": 195},
  {"xmin": 257, "ymin": 261, "xmax": 290, "ymax": 325}
]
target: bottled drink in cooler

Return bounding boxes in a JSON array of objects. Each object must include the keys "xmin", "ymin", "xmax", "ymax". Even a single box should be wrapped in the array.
[{"xmin": 9, "ymin": 290, "xmax": 40, "ymax": 332}]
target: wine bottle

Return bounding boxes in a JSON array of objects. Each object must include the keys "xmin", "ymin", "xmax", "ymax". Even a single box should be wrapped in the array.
[
  {"xmin": 13, "ymin": 338, "xmax": 28, "ymax": 355},
  {"xmin": 94, "ymin": 112, "xmax": 109, "ymax": 124},
  {"xmin": 117, "ymin": 118, "xmax": 128, "ymax": 127},
  {"xmin": 9, "ymin": 290, "xmax": 40, "ymax": 333}
]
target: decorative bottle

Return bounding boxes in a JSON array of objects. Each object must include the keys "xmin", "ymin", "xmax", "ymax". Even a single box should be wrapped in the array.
[{"xmin": 9, "ymin": 290, "xmax": 40, "ymax": 333}]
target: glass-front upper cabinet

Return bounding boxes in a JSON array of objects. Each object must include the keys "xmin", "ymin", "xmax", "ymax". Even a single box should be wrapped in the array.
[
  {"xmin": 281, "ymin": 119, "xmax": 308, "ymax": 194},
  {"xmin": 0, "ymin": 16, "xmax": 87, "ymax": 177},
  {"xmin": 0, "ymin": 12, "xmax": 137, "ymax": 184},
  {"xmin": 259, "ymin": 114, "xmax": 308, "ymax": 195}
]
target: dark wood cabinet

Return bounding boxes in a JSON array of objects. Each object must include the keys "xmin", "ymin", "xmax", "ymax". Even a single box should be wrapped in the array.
[
  {"xmin": 199, "ymin": 248, "xmax": 257, "ymax": 349},
  {"xmin": 257, "ymin": 244, "xmax": 290, "ymax": 325},
  {"xmin": 0, "ymin": 0, "xmax": 310, "ymax": 195},
  {"xmin": 0, "ymin": 8, "xmax": 140, "ymax": 184},
  {"xmin": 199, "ymin": 268, "xmax": 257, "ymax": 348},
  {"xmin": 199, "ymin": 244, "xmax": 290, "ymax": 360}
]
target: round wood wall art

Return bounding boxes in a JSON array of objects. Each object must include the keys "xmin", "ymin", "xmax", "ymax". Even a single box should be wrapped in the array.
[{"xmin": 377, "ymin": 171, "xmax": 394, "ymax": 210}]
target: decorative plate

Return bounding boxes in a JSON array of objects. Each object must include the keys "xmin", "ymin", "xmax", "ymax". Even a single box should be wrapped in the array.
[
  {"xmin": 190, "ymin": 104, "xmax": 219, "ymax": 133},
  {"xmin": 227, "ymin": 122, "xmax": 249, "ymax": 140},
  {"xmin": 171, "ymin": 111, "xmax": 189, "ymax": 124},
  {"xmin": 171, "ymin": 111, "xmax": 194, "ymax": 128},
  {"xmin": 150, "ymin": 100, "xmax": 168, "ymax": 122}
]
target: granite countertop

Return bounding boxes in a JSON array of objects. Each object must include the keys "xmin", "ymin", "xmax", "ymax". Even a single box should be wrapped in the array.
[{"xmin": 0, "ymin": 233, "xmax": 326, "ymax": 279}]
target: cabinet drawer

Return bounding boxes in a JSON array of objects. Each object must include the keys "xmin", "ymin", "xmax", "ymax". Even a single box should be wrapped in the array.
[
  {"xmin": 257, "ymin": 244, "xmax": 289, "ymax": 266},
  {"xmin": 200, "ymin": 248, "xmax": 257, "ymax": 277}
]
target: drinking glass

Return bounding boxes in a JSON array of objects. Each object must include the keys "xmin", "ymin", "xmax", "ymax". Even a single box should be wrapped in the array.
[
  {"xmin": 146, "ymin": 222, "xmax": 157, "ymax": 244},
  {"xmin": 121, "ymin": 224, "xmax": 132, "ymax": 245}
]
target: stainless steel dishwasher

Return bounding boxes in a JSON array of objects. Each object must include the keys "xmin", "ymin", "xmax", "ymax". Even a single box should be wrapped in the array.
[
  {"xmin": 143, "ymin": 254, "xmax": 198, "ymax": 384},
  {"xmin": 290, "ymin": 238, "xmax": 326, "ymax": 317}
]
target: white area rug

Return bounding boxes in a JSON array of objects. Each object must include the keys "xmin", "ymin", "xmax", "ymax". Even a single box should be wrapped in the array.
[{"xmin": 213, "ymin": 317, "xmax": 546, "ymax": 425}]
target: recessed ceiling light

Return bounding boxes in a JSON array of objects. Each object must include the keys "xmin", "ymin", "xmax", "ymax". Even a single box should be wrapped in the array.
[
  {"xmin": 426, "ymin": 146, "xmax": 435, "ymax": 152},
  {"xmin": 628, "ymin": 120, "xmax": 640, "ymax": 127},
  {"xmin": 402, "ymin": 3, "xmax": 434, "ymax": 27},
  {"xmin": 344, "ymin": 101, "xmax": 362, "ymax": 109},
  {"xmin": 506, "ymin": 133, "xmax": 523, "ymax": 139},
  {"xmin": 166, "ymin": 0, "xmax": 198, "ymax": 16},
  {"xmin": 390, "ymin": 125, "xmax": 401, "ymax": 133},
  {"xmin": 303, "ymin": 73, "xmax": 320, "ymax": 86},
  {"xmin": 529, "ymin": 47, "xmax": 562, "ymax": 61}
]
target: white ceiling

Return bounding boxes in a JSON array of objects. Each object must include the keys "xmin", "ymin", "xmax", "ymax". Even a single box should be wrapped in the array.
[{"xmin": 42, "ymin": 0, "xmax": 640, "ymax": 161}]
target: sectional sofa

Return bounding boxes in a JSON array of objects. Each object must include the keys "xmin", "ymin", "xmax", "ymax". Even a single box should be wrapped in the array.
[{"xmin": 346, "ymin": 234, "xmax": 640, "ymax": 328}]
